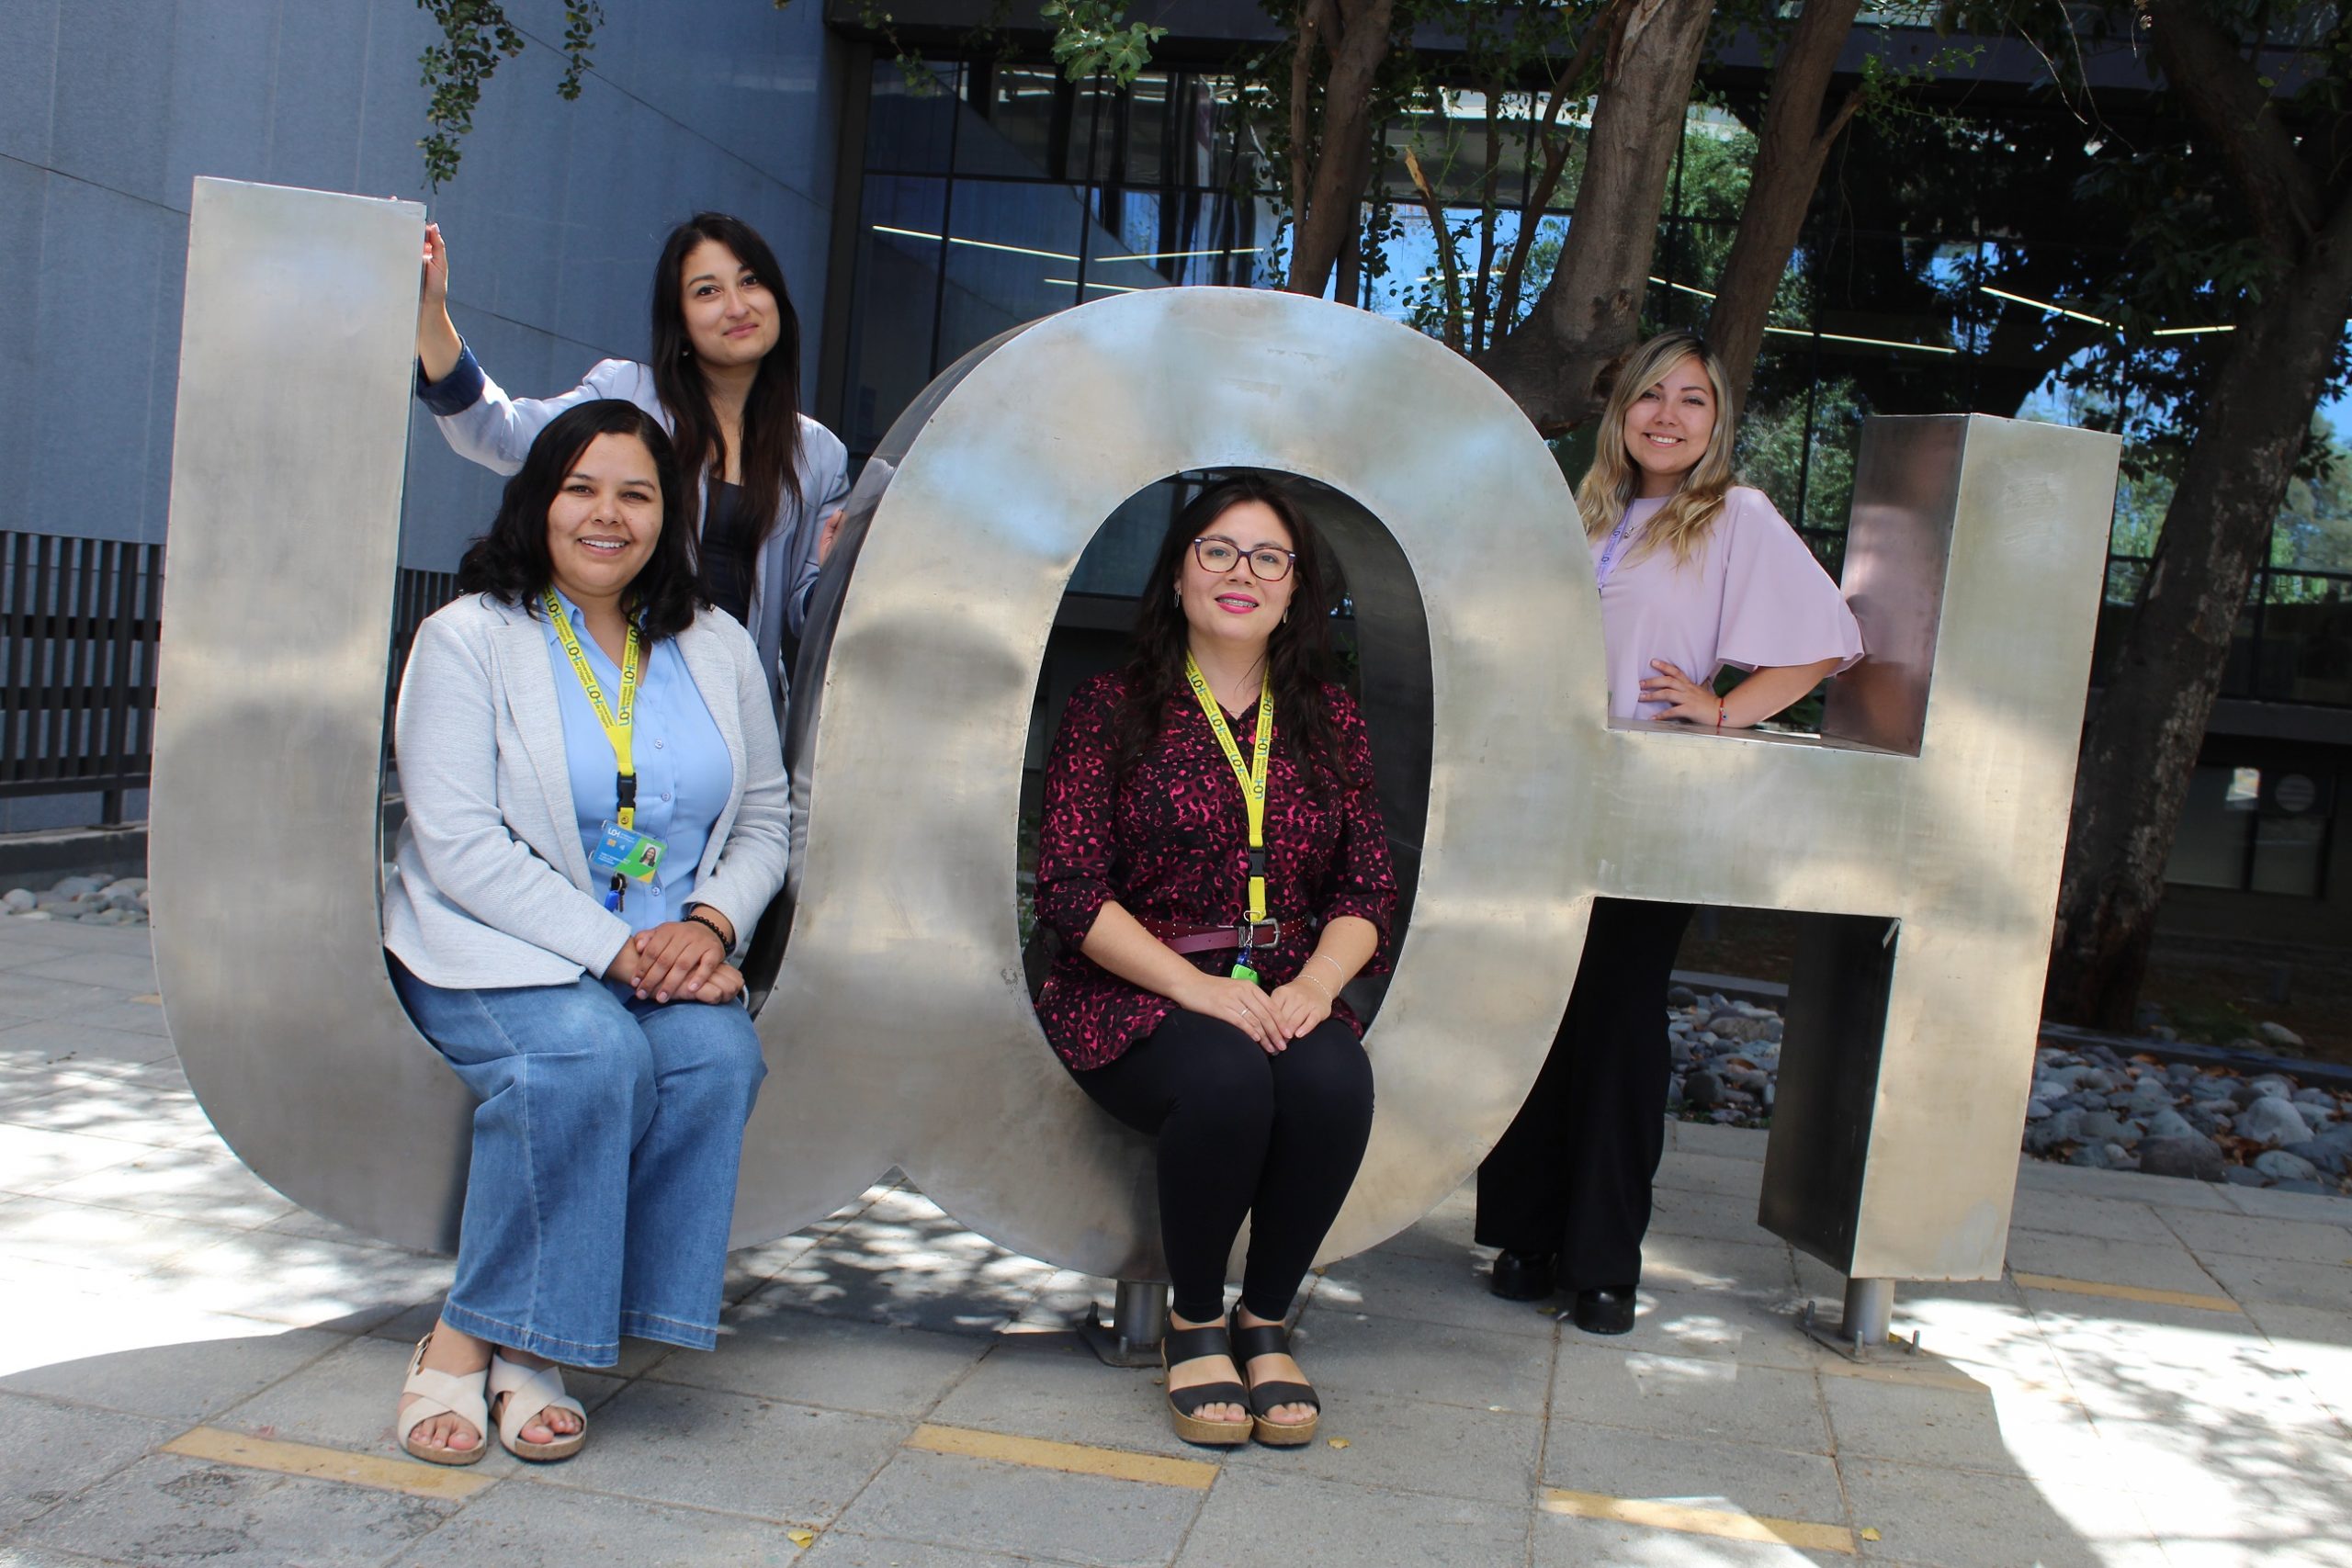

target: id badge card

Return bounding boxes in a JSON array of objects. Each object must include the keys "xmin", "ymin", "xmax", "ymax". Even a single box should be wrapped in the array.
[{"xmin": 590, "ymin": 821, "xmax": 669, "ymax": 884}]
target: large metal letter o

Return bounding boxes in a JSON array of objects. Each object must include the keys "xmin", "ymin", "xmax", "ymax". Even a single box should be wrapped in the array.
[{"xmin": 738, "ymin": 288, "xmax": 1591, "ymax": 1278}]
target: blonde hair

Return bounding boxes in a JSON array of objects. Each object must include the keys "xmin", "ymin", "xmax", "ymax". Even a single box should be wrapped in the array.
[{"xmin": 1577, "ymin": 330, "xmax": 1738, "ymax": 569}]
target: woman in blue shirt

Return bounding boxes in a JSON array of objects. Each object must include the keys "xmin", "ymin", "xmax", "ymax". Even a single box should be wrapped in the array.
[{"xmin": 382, "ymin": 400, "xmax": 791, "ymax": 1466}]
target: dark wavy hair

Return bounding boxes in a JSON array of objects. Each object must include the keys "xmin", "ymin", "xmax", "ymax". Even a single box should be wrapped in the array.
[
  {"xmin": 454, "ymin": 400, "xmax": 704, "ymax": 641},
  {"xmin": 1114, "ymin": 475, "xmax": 1359, "ymax": 804},
  {"xmin": 649, "ymin": 212, "xmax": 806, "ymax": 548}
]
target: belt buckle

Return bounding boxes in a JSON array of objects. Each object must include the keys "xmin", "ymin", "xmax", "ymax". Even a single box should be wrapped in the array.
[{"xmin": 1237, "ymin": 917, "xmax": 1281, "ymax": 950}]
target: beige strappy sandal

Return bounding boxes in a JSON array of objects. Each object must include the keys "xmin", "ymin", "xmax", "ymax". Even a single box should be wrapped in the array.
[
  {"xmin": 397, "ymin": 1334, "xmax": 489, "ymax": 1466},
  {"xmin": 487, "ymin": 1350, "xmax": 587, "ymax": 1461}
]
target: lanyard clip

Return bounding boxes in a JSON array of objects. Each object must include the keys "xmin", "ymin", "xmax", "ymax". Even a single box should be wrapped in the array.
[
  {"xmin": 1247, "ymin": 846, "xmax": 1268, "ymax": 878},
  {"xmin": 616, "ymin": 773, "xmax": 638, "ymax": 812}
]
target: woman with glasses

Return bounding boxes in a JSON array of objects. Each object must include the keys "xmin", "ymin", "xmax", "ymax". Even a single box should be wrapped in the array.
[
  {"xmin": 414, "ymin": 213, "xmax": 848, "ymax": 707},
  {"xmin": 1033, "ymin": 476, "xmax": 1396, "ymax": 1449},
  {"xmin": 1476, "ymin": 330, "xmax": 1861, "ymax": 1333}
]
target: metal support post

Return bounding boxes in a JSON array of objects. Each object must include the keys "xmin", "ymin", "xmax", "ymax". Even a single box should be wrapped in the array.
[
  {"xmin": 1079, "ymin": 1279, "xmax": 1170, "ymax": 1368},
  {"xmin": 1799, "ymin": 1275, "xmax": 1917, "ymax": 1361},
  {"xmin": 1843, "ymin": 1277, "xmax": 1894, "ymax": 1345}
]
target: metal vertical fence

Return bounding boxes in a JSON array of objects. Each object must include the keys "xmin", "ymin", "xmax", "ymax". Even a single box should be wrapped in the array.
[
  {"xmin": 0, "ymin": 533, "xmax": 161, "ymax": 821},
  {"xmin": 0, "ymin": 530, "xmax": 457, "ymax": 824}
]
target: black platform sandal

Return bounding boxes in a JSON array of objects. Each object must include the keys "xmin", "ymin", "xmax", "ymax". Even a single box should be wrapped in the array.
[
  {"xmin": 1161, "ymin": 1322, "xmax": 1252, "ymax": 1447},
  {"xmin": 1230, "ymin": 1319, "xmax": 1320, "ymax": 1447}
]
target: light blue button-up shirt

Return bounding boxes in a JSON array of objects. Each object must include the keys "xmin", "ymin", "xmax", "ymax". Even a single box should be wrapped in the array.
[{"xmin": 543, "ymin": 592, "xmax": 732, "ymax": 936}]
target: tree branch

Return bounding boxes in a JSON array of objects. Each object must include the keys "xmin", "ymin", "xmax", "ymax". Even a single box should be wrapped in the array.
[
  {"xmin": 1495, "ymin": 0, "xmax": 1634, "ymax": 347},
  {"xmin": 1476, "ymin": 0, "xmax": 1713, "ymax": 431},
  {"xmin": 1815, "ymin": 84, "xmax": 1863, "ymax": 161},
  {"xmin": 1286, "ymin": 0, "xmax": 1398, "ymax": 294},
  {"xmin": 2144, "ymin": 0, "xmax": 2323, "ymax": 259},
  {"xmin": 1287, "ymin": 0, "xmax": 1328, "ymax": 231},
  {"xmin": 1704, "ymin": 0, "xmax": 1866, "ymax": 413},
  {"xmin": 1472, "ymin": 77, "xmax": 1505, "ymax": 354},
  {"xmin": 1405, "ymin": 147, "xmax": 1465, "ymax": 351}
]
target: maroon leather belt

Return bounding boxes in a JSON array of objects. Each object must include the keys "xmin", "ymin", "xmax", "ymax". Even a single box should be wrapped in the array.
[{"xmin": 1137, "ymin": 916, "xmax": 1282, "ymax": 955}]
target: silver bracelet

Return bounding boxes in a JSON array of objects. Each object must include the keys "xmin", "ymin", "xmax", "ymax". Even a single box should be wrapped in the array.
[{"xmin": 1299, "ymin": 972, "xmax": 1334, "ymax": 1003}]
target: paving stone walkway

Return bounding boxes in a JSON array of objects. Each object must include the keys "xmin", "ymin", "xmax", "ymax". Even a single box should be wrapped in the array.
[{"xmin": 2, "ymin": 917, "xmax": 2349, "ymax": 1566}]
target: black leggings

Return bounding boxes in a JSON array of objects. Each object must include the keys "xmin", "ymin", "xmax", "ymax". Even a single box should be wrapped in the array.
[
  {"xmin": 1076, "ymin": 1010, "xmax": 1375, "ymax": 1323},
  {"xmin": 1475, "ymin": 897, "xmax": 1695, "ymax": 1291}
]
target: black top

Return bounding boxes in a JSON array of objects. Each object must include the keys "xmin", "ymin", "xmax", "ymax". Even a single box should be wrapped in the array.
[{"xmin": 700, "ymin": 480, "xmax": 758, "ymax": 628}]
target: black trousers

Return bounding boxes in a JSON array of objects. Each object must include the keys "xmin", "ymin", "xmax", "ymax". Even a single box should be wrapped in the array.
[
  {"xmin": 1076, "ymin": 1010, "xmax": 1375, "ymax": 1323},
  {"xmin": 1475, "ymin": 897, "xmax": 1695, "ymax": 1291}
]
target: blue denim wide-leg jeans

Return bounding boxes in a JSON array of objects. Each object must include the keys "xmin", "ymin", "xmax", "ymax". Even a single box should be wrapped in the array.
[{"xmin": 390, "ymin": 959, "xmax": 767, "ymax": 1367}]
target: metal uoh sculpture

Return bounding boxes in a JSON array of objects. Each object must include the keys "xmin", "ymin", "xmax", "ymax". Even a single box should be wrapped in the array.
[{"xmin": 152, "ymin": 179, "xmax": 2119, "ymax": 1352}]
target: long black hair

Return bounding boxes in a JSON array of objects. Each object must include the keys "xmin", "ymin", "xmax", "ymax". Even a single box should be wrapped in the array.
[
  {"xmin": 649, "ymin": 212, "xmax": 806, "ymax": 547},
  {"xmin": 1114, "ymin": 475, "xmax": 1360, "ymax": 803},
  {"xmin": 454, "ymin": 400, "xmax": 704, "ymax": 641}
]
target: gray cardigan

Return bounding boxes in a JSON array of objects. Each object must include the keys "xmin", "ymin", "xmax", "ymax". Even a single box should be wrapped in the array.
[{"xmin": 382, "ymin": 592, "xmax": 791, "ymax": 991}]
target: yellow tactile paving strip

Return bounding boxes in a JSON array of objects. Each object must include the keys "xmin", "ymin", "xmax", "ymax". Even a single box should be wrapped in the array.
[
  {"xmin": 2010, "ymin": 1270, "xmax": 2243, "ymax": 1314},
  {"xmin": 1540, "ymin": 1486, "xmax": 1858, "ymax": 1554},
  {"xmin": 904, "ymin": 1422, "xmax": 1219, "ymax": 1489},
  {"xmin": 165, "ymin": 1426, "xmax": 498, "ymax": 1501}
]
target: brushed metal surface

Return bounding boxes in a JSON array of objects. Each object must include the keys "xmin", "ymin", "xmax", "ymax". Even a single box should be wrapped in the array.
[
  {"xmin": 1804, "ymin": 413, "xmax": 2116, "ymax": 1278},
  {"xmin": 150, "ymin": 178, "xmax": 471, "ymax": 1252},
  {"xmin": 739, "ymin": 287, "xmax": 1593, "ymax": 1277},
  {"xmin": 152, "ymin": 186, "xmax": 2118, "ymax": 1287}
]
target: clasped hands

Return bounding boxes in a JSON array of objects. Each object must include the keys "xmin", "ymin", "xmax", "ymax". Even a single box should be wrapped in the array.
[
  {"xmin": 604, "ymin": 913, "xmax": 741, "ymax": 1005},
  {"xmin": 1178, "ymin": 970, "xmax": 1333, "ymax": 1056}
]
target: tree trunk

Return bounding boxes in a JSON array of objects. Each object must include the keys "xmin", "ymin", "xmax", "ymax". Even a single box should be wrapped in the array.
[
  {"xmin": 1284, "ymin": 0, "xmax": 1398, "ymax": 297},
  {"xmin": 1494, "ymin": 0, "xmax": 1628, "ymax": 333},
  {"xmin": 2046, "ymin": 0, "xmax": 2352, "ymax": 1026},
  {"xmin": 2046, "ymin": 192, "xmax": 2352, "ymax": 1026},
  {"xmin": 1706, "ymin": 0, "xmax": 1865, "ymax": 414},
  {"xmin": 1475, "ymin": 0, "xmax": 1715, "ymax": 432}
]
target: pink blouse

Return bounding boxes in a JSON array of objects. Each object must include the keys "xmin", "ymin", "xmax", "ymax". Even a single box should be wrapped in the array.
[{"xmin": 1592, "ymin": 486, "xmax": 1863, "ymax": 722}]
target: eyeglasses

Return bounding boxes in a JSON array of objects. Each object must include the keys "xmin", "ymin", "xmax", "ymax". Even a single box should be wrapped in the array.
[{"xmin": 1191, "ymin": 536, "xmax": 1296, "ymax": 582}]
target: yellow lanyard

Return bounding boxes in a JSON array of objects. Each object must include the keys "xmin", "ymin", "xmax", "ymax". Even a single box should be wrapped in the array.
[
  {"xmin": 1183, "ymin": 653, "xmax": 1273, "ymax": 924},
  {"xmin": 542, "ymin": 590, "xmax": 642, "ymax": 830}
]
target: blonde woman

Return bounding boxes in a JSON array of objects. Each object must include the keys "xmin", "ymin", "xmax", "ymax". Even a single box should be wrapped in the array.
[{"xmin": 1476, "ymin": 330, "xmax": 1862, "ymax": 1333}]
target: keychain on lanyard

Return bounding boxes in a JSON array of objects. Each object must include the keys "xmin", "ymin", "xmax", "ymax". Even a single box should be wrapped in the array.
[
  {"xmin": 542, "ymin": 590, "xmax": 643, "ymax": 912},
  {"xmin": 1183, "ymin": 652, "xmax": 1273, "ymax": 985}
]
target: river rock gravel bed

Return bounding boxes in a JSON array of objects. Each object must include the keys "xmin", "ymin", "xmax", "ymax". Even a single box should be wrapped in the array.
[
  {"xmin": 1666, "ymin": 985, "xmax": 2352, "ymax": 1196},
  {"xmin": 2, "ymin": 874, "xmax": 149, "ymax": 926}
]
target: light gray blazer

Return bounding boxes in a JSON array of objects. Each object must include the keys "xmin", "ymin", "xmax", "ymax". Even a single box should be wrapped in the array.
[
  {"xmin": 428, "ymin": 353, "xmax": 851, "ymax": 703},
  {"xmin": 382, "ymin": 593, "xmax": 791, "ymax": 991}
]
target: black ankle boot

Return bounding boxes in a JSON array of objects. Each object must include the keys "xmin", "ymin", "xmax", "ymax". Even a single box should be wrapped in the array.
[
  {"xmin": 1488, "ymin": 1250, "xmax": 1558, "ymax": 1301},
  {"xmin": 1571, "ymin": 1283, "xmax": 1638, "ymax": 1335}
]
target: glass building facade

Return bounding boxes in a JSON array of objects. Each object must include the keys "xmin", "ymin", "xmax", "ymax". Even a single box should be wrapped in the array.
[{"xmin": 822, "ymin": 51, "xmax": 2349, "ymax": 922}]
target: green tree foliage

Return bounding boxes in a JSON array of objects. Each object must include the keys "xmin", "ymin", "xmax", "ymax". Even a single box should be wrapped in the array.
[
  {"xmin": 1039, "ymin": 0, "xmax": 1166, "ymax": 85},
  {"xmin": 416, "ymin": 0, "xmax": 604, "ymax": 188}
]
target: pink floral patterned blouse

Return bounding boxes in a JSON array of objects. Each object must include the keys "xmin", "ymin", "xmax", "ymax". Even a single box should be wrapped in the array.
[{"xmin": 1033, "ymin": 671, "xmax": 1397, "ymax": 1070}]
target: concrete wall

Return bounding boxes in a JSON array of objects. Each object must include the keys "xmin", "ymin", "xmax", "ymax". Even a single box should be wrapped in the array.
[{"xmin": 1, "ymin": 0, "xmax": 849, "ymax": 829}]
